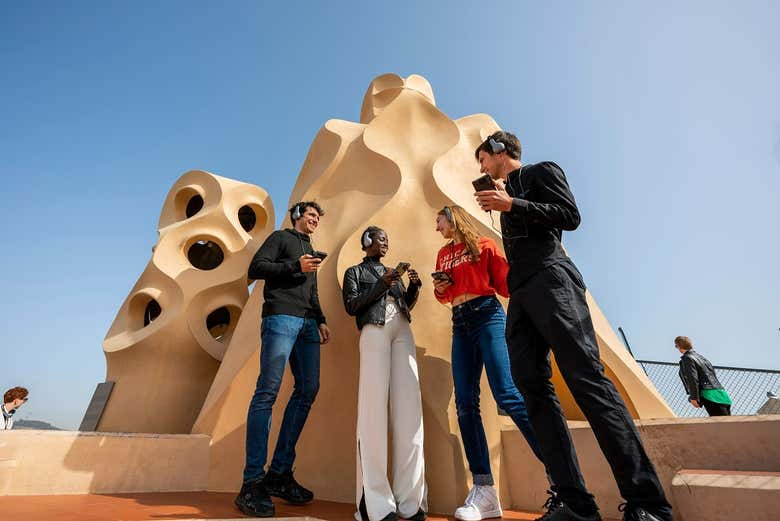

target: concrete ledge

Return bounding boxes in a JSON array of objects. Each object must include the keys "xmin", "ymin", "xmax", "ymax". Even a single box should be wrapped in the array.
[
  {"xmin": 672, "ymin": 470, "xmax": 780, "ymax": 521},
  {"xmin": 500, "ymin": 415, "xmax": 780, "ymax": 520},
  {"xmin": 0, "ymin": 430, "xmax": 210, "ymax": 495}
]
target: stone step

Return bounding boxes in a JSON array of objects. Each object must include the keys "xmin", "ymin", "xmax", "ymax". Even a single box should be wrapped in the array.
[
  {"xmin": 0, "ymin": 430, "xmax": 210, "ymax": 495},
  {"xmin": 671, "ymin": 469, "xmax": 780, "ymax": 521}
]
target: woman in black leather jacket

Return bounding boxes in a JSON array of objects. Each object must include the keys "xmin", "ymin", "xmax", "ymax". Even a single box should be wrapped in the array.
[{"xmin": 342, "ymin": 226, "xmax": 427, "ymax": 521}]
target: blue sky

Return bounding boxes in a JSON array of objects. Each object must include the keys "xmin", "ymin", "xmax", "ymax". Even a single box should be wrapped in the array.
[{"xmin": 2, "ymin": 1, "xmax": 778, "ymax": 429}]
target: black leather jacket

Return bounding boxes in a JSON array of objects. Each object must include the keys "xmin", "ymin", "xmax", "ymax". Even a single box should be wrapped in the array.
[
  {"xmin": 342, "ymin": 257, "xmax": 420, "ymax": 330},
  {"xmin": 678, "ymin": 350, "xmax": 724, "ymax": 401}
]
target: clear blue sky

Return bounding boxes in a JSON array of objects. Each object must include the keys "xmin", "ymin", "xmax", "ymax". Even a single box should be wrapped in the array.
[{"xmin": 2, "ymin": 1, "xmax": 778, "ymax": 429}]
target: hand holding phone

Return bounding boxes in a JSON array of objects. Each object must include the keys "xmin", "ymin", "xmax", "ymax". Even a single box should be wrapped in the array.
[
  {"xmin": 382, "ymin": 268, "xmax": 401, "ymax": 286},
  {"xmin": 431, "ymin": 271, "xmax": 454, "ymax": 295},
  {"xmin": 431, "ymin": 271, "xmax": 453, "ymax": 283},
  {"xmin": 312, "ymin": 250, "xmax": 328, "ymax": 260},
  {"xmin": 300, "ymin": 254, "xmax": 321, "ymax": 273}
]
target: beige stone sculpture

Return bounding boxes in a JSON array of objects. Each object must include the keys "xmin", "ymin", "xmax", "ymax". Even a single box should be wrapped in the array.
[
  {"xmin": 98, "ymin": 170, "xmax": 274, "ymax": 434},
  {"xmin": 192, "ymin": 73, "xmax": 674, "ymax": 512}
]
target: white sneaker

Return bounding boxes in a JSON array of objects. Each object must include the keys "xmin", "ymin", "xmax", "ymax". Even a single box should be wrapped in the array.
[{"xmin": 454, "ymin": 485, "xmax": 503, "ymax": 521}]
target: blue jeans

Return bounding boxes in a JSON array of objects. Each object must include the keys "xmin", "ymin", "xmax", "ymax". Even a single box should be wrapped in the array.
[
  {"xmin": 452, "ymin": 296, "xmax": 544, "ymax": 485},
  {"xmin": 243, "ymin": 315, "xmax": 321, "ymax": 483}
]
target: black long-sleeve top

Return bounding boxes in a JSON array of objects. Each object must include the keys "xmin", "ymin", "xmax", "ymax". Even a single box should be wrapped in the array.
[
  {"xmin": 248, "ymin": 228, "xmax": 326, "ymax": 324},
  {"xmin": 500, "ymin": 161, "xmax": 581, "ymax": 291}
]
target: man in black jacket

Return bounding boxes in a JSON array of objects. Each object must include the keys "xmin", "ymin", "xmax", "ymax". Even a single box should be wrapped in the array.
[
  {"xmin": 236, "ymin": 201, "xmax": 331, "ymax": 518},
  {"xmin": 474, "ymin": 132, "xmax": 674, "ymax": 521},
  {"xmin": 675, "ymin": 336, "xmax": 732, "ymax": 416}
]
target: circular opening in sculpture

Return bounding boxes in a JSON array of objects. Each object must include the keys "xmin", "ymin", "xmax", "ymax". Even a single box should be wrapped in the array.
[
  {"xmin": 174, "ymin": 186, "xmax": 205, "ymax": 221},
  {"xmin": 185, "ymin": 194, "xmax": 204, "ymax": 218},
  {"xmin": 236, "ymin": 203, "xmax": 268, "ymax": 237},
  {"xmin": 143, "ymin": 299, "xmax": 162, "ymax": 327},
  {"xmin": 206, "ymin": 306, "xmax": 231, "ymax": 341},
  {"xmin": 127, "ymin": 291, "xmax": 163, "ymax": 332},
  {"xmin": 187, "ymin": 239, "xmax": 224, "ymax": 270},
  {"xmin": 238, "ymin": 205, "xmax": 256, "ymax": 232}
]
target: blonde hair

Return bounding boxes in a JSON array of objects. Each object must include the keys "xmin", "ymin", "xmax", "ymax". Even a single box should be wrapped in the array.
[
  {"xmin": 439, "ymin": 206, "xmax": 481, "ymax": 262},
  {"xmin": 674, "ymin": 336, "xmax": 693, "ymax": 351}
]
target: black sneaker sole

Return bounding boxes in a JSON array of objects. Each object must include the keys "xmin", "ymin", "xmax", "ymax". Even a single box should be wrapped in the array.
[
  {"xmin": 268, "ymin": 492, "xmax": 314, "ymax": 505},
  {"xmin": 235, "ymin": 497, "xmax": 276, "ymax": 517}
]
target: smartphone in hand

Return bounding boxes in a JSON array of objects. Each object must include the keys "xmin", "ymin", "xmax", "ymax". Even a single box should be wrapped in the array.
[
  {"xmin": 472, "ymin": 174, "xmax": 495, "ymax": 192},
  {"xmin": 312, "ymin": 251, "xmax": 328, "ymax": 260},
  {"xmin": 431, "ymin": 271, "xmax": 453, "ymax": 284},
  {"xmin": 395, "ymin": 262, "xmax": 411, "ymax": 276}
]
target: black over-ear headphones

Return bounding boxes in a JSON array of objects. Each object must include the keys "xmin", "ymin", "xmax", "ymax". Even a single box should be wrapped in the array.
[
  {"xmin": 361, "ymin": 229, "xmax": 373, "ymax": 249},
  {"xmin": 489, "ymin": 137, "xmax": 506, "ymax": 154},
  {"xmin": 291, "ymin": 203, "xmax": 304, "ymax": 222}
]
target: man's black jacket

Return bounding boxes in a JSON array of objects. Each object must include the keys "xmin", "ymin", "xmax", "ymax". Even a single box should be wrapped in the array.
[
  {"xmin": 678, "ymin": 350, "xmax": 724, "ymax": 402},
  {"xmin": 342, "ymin": 257, "xmax": 419, "ymax": 330},
  {"xmin": 500, "ymin": 161, "xmax": 581, "ymax": 291},
  {"xmin": 248, "ymin": 228, "xmax": 326, "ymax": 324}
]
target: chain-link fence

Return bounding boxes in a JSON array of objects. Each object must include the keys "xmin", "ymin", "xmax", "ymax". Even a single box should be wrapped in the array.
[{"xmin": 636, "ymin": 360, "xmax": 780, "ymax": 417}]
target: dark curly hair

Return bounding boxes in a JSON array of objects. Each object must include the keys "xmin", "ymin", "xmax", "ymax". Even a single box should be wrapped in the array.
[
  {"xmin": 4, "ymin": 387, "xmax": 28, "ymax": 404},
  {"xmin": 289, "ymin": 201, "xmax": 325, "ymax": 223},
  {"xmin": 361, "ymin": 225, "xmax": 385, "ymax": 250},
  {"xmin": 474, "ymin": 130, "xmax": 522, "ymax": 161}
]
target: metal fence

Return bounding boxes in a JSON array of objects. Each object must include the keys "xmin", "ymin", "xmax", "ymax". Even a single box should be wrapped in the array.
[{"xmin": 636, "ymin": 360, "xmax": 780, "ymax": 417}]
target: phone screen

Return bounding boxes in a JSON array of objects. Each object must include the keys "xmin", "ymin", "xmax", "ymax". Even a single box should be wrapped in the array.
[{"xmin": 395, "ymin": 262, "xmax": 410, "ymax": 276}]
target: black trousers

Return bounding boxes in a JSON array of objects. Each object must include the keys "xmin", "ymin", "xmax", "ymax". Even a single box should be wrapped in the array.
[
  {"xmin": 505, "ymin": 260, "xmax": 672, "ymax": 518},
  {"xmin": 702, "ymin": 399, "xmax": 731, "ymax": 416}
]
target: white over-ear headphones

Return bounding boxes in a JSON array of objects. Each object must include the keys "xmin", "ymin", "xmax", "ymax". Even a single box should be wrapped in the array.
[
  {"xmin": 361, "ymin": 230, "xmax": 373, "ymax": 248},
  {"xmin": 489, "ymin": 137, "xmax": 506, "ymax": 154},
  {"xmin": 291, "ymin": 203, "xmax": 304, "ymax": 222}
]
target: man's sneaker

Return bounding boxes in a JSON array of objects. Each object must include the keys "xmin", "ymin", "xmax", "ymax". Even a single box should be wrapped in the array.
[
  {"xmin": 535, "ymin": 493, "xmax": 601, "ymax": 521},
  {"xmin": 619, "ymin": 503, "xmax": 671, "ymax": 521},
  {"xmin": 264, "ymin": 470, "xmax": 314, "ymax": 504},
  {"xmin": 234, "ymin": 479, "xmax": 275, "ymax": 518},
  {"xmin": 454, "ymin": 485, "xmax": 502, "ymax": 521}
]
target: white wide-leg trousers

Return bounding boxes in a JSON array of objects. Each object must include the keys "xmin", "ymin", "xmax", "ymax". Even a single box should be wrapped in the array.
[{"xmin": 356, "ymin": 315, "xmax": 427, "ymax": 521}]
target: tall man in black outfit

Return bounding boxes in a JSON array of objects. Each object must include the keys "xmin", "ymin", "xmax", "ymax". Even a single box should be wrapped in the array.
[{"xmin": 474, "ymin": 131, "xmax": 674, "ymax": 521}]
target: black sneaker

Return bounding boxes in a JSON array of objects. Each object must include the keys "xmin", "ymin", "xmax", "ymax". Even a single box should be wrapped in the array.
[
  {"xmin": 264, "ymin": 469, "xmax": 314, "ymax": 504},
  {"xmin": 358, "ymin": 494, "xmax": 399, "ymax": 521},
  {"xmin": 407, "ymin": 508, "xmax": 426, "ymax": 521},
  {"xmin": 535, "ymin": 493, "xmax": 602, "ymax": 521},
  {"xmin": 619, "ymin": 503, "xmax": 672, "ymax": 521},
  {"xmin": 235, "ymin": 479, "xmax": 275, "ymax": 518}
]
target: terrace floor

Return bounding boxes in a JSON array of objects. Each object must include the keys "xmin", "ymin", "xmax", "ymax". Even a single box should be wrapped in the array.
[{"xmin": 0, "ymin": 493, "xmax": 596, "ymax": 521}]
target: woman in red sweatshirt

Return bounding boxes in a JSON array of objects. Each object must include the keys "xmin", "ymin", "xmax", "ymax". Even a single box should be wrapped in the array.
[{"xmin": 432, "ymin": 206, "xmax": 544, "ymax": 521}]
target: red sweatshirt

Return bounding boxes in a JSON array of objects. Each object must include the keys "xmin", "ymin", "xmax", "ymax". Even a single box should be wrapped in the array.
[{"xmin": 434, "ymin": 237, "xmax": 509, "ymax": 304}]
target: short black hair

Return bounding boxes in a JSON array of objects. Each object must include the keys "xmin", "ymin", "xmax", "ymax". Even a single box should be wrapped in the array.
[
  {"xmin": 361, "ymin": 225, "xmax": 385, "ymax": 250},
  {"xmin": 474, "ymin": 131, "xmax": 522, "ymax": 161},
  {"xmin": 289, "ymin": 201, "xmax": 325, "ymax": 223}
]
